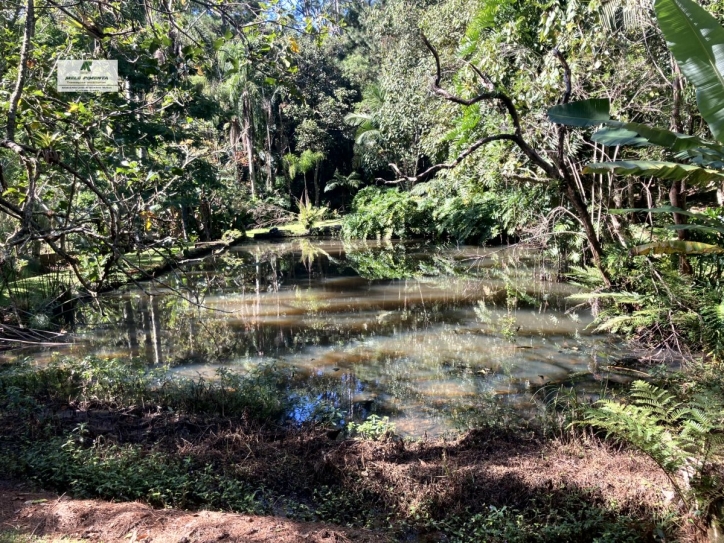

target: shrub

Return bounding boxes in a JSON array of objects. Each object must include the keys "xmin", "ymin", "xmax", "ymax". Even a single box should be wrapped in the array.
[{"xmin": 343, "ymin": 186, "xmax": 427, "ymax": 240}]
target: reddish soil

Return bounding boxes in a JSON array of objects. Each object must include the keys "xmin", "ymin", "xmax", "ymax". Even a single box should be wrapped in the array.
[
  {"xmin": 0, "ymin": 486, "xmax": 391, "ymax": 543},
  {"xmin": 0, "ymin": 432, "xmax": 677, "ymax": 542}
]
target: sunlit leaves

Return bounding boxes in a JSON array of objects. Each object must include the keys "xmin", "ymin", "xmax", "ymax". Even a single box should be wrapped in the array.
[
  {"xmin": 584, "ymin": 160, "xmax": 724, "ymax": 186},
  {"xmin": 655, "ymin": 0, "xmax": 724, "ymax": 143},
  {"xmin": 629, "ymin": 241, "xmax": 724, "ymax": 256}
]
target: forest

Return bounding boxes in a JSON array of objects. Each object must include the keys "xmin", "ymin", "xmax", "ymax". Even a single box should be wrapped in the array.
[{"xmin": 0, "ymin": 0, "xmax": 723, "ymax": 540}]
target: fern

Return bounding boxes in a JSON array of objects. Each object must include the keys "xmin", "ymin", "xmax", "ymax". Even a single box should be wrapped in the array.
[
  {"xmin": 580, "ymin": 381, "xmax": 724, "ymax": 519},
  {"xmin": 701, "ymin": 296, "xmax": 724, "ymax": 360},
  {"xmin": 593, "ymin": 308, "xmax": 663, "ymax": 334}
]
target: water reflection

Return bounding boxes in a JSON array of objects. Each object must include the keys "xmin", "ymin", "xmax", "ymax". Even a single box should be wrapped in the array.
[{"xmin": 22, "ymin": 240, "xmax": 630, "ymax": 436}]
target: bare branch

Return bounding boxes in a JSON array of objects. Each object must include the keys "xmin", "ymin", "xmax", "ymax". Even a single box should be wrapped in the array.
[
  {"xmin": 552, "ymin": 48, "xmax": 571, "ymax": 105},
  {"xmin": 418, "ymin": 33, "xmax": 560, "ymax": 181},
  {"xmin": 421, "ymin": 32, "xmax": 522, "ymax": 136},
  {"xmin": 385, "ymin": 134, "xmax": 521, "ymax": 184}
]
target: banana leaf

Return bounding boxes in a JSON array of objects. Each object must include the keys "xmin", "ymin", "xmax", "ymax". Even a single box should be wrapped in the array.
[
  {"xmin": 655, "ymin": 0, "xmax": 724, "ymax": 144},
  {"xmin": 591, "ymin": 128, "xmax": 650, "ymax": 147},
  {"xmin": 547, "ymin": 99, "xmax": 610, "ymax": 127},
  {"xmin": 597, "ymin": 121, "xmax": 717, "ymax": 152},
  {"xmin": 584, "ymin": 160, "xmax": 724, "ymax": 185},
  {"xmin": 608, "ymin": 206, "xmax": 703, "ymax": 218},
  {"xmin": 630, "ymin": 240, "xmax": 724, "ymax": 256},
  {"xmin": 667, "ymin": 224, "xmax": 724, "ymax": 235}
]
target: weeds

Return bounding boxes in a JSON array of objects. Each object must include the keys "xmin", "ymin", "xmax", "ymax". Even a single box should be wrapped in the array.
[
  {"xmin": 423, "ymin": 499, "xmax": 645, "ymax": 543},
  {"xmin": 0, "ymin": 430, "xmax": 265, "ymax": 513},
  {"xmin": 347, "ymin": 414, "xmax": 395, "ymax": 440},
  {"xmin": 0, "ymin": 356, "xmax": 293, "ymax": 420}
]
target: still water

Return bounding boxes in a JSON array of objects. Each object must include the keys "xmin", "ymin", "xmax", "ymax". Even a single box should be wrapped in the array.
[{"xmin": 23, "ymin": 239, "xmax": 633, "ymax": 436}]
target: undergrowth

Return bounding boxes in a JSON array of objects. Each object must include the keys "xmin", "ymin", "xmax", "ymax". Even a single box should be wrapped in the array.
[
  {"xmin": 1, "ymin": 432, "xmax": 266, "ymax": 513},
  {"xmin": 0, "ymin": 356, "xmax": 292, "ymax": 420},
  {"xmin": 568, "ymin": 255, "xmax": 724, "ymax": 360},
  {"xmin": 0, "ymin": 356, "xmax": 679, "ymax": 540}
]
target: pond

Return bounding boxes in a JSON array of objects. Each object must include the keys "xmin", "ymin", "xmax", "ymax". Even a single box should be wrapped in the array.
[{"xmin": 15, "ymin": 239, "xmax": 635, "ymax": 437}]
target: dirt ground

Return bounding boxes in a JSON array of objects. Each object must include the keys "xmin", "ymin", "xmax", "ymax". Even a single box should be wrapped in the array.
[
  {"xmin": 0, "ymin": 430, "xmax": 676, "ymax": 543},
  {"xmin": 0, "ymin": 484, "xmax": 391, "ymax": 543}
]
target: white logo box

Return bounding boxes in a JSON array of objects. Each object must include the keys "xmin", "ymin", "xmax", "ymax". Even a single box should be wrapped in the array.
[{"xmin": 57, "ymin": 60, "xmax": 118, "ymax": 93}]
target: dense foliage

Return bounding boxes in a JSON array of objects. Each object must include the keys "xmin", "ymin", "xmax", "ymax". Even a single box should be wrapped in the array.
[{"xmin": 2, "ymin": 0, "xmax": 724, "ymax": 537}]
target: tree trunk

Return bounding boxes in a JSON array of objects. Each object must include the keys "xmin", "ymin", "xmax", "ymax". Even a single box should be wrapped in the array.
[
  {"xmin": 670, "ymin": 59, "xmax": 692, "ymax": 275},
  {"xmin": 265, "ymin": 101, "xmax": 273, "ymax": 192},
  {"xmin": 7, "ymin": 0, "xmax": 34, "ymax": 141},
  {"xmin": 314, "ymin": 162, "xmax": 320, "ymax": 206},
  {"xmin": 242, "ymin": 93, "xmax": 256, "ymax": 198},
  {"xmin": 563, "ymin": 172, "xmax": 612, "ymax": 287},
  {"xmin": 670, "ymin": 179, "xmax": 693, "ymax": 274}
]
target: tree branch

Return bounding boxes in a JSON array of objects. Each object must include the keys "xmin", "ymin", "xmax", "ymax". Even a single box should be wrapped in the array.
[
  {"xmin": 420, "ymin": 32, "xmax": 523, "ymax": 136},
  {"xmin": 7, "ymin": 0, "xmax": 34, "ymax": 141},
  {"xmin": 418, "ymin": 33, "xmax": 560, "ymax": 181},
  {"xmin": 384, "ymin": 134, "xmax": 521, "ymax": 184}
]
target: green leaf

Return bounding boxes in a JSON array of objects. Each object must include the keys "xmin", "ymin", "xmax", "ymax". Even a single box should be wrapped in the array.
[
  {"xmin": 584, "ymin": 160, "xmax": 724, "ymax": 185},
  {"xmin": 591, "ymin": 127, "xmax": 650, "ymax": 147},
  {"xmin": 667, "ymin": 224, "xmax": 724, "ymax": 235},
  {"xmin": 655, "ymin": 0, "xmax": 724, "ymax": 143},
  {"xmin": 630, "ymin": 240, "xmax": 724, "ymax": 255},
  {"xmin": 547, "ymin": 98, "xmax": 610, "ymax": 127},
  {"xmin": 606, "ymin": 121, "xmax": 712, "ymax": 152},
  {"xmin": 608, "ymin": 206, "xmax": 701, "ymax": 218}
]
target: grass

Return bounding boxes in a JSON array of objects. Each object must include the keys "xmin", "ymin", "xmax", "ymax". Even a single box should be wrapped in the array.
[
  {"xmin": 0, "ymin": 533, "xmax": 86, "ymax": 543},
  {"xmin": 0, "ymin": 246, "xmax": 182, "ymax": 304},
  {"xmin": 0, "ymin": 356, "xmax": 678, "ymax": 541}
]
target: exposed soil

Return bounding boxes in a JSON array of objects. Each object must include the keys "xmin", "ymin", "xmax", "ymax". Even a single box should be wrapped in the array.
[
  {"xmin": 0, "ymin": 404, "xmax": 680, "ymax": 542},
  {"xmin": 0, "ymin": 484, "xmax": 390, "ymax": 543}
]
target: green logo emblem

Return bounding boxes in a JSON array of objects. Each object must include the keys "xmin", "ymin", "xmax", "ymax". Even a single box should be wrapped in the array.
[{"xmin": 80, "ymin": 61, "xmax": 92, "ymax": 72}]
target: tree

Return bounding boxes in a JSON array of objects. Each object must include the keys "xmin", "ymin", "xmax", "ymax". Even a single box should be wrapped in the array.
[
  {"xmin": 0, "ymin": 0, "xmax": 303, "ymax": 292},
  {"xmin": 382, "ymin": 33, "xmax": 613, "ymax": 285},
  {"xmin": 548, "ymin": 0, "xmax": 724, "ymax": 261}
]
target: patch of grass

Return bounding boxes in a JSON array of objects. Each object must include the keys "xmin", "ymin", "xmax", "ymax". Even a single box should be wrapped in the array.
[
  {"xmin": 0, "ymin": 532, "xmax": 86, "ymax": 543},
  {"xmin": 421, "ymin": 498, "xmax": 646, "ymax": 543},
  {"xmin": 0, "ymin": 432, "xmax": 266, "ymax": 513},
  {"xmin": 0, "ymin": 532, "xmax": 87, "ymax": 543},
  {"xmin": 118, "ymin": 246, "xmax": 182, "ymax": 272},
  {"xmin": 0, "ymin": 356, "xmax": 294, "ymax": 420}
]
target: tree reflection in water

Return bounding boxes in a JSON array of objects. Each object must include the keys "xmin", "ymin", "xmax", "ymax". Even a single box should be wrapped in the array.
[{"xmin": 26, "ymin": 240, "xmax": 630, "ymax": 437}]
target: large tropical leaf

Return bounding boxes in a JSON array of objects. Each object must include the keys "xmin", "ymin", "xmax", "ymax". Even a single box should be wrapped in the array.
[
  {"xmin": 344, "ymin": 112, "xmax": 374, "ymax": 127},
  {"xmin": 591, "ymin": 127, "xmax": 650, "ymax": 147},
  {"xmin": 668, "ymin": 224, "xmax": 724, "ymax": 235},
  {"xmin": 609, "ymin": 207, "xmax": 724, "ymax": 235},
  {"xmin": 584, "ymin": 160, "xmax": 724, "ymax": 185},
  {"xmin": 630, "ymin": 240, "xmax": 724, "ymax": 255},
  {"xmin": 547, "ymin": 99, "xmax": 610, "ymax": 127},
  {"xmin": 655, "ymin": 0, "xmax": 724, "ymax": 143},
  {"xmin": 608, "ymin": 206, "xmax": 703, "ymax": 218},
  {"xmin": 597, "ymin": 121, "xmax": 714, "ymax": 152}
]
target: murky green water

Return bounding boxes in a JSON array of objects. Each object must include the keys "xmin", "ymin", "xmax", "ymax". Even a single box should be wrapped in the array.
[{"xmin": 15, "ymin": 239, "xmax": 633, "ymax": 436}]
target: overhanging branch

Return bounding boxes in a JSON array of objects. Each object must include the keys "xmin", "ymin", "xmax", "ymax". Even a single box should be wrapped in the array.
[{"xmin": 384, "ymin": 134, "xmax": 521, "ymax": 184}]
